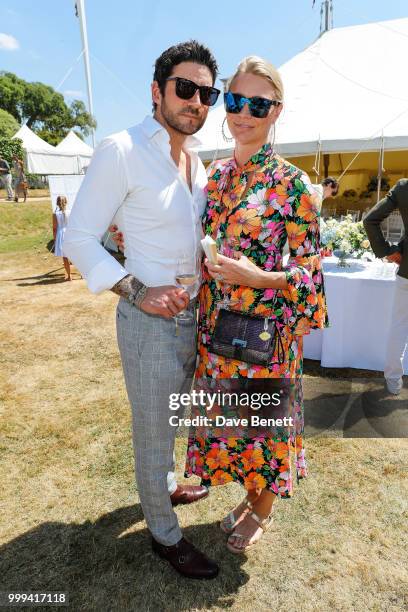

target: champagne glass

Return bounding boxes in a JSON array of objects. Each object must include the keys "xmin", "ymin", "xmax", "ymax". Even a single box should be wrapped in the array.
[
  {"xmin": 216, "ymin": 236, "xmax": 238, "ymax": 309},
  {"xmin": 175, "ymin": 255, "xmax": 199, "ymax": 321}
]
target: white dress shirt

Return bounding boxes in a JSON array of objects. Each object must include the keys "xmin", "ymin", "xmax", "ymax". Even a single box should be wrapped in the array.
[
  {"xmin": 64, "ymin": 115, "xmax": 208, "ymax": 294},
  {"xmin": 311, "ymin": 184, "xmax": 324, "ymax": 212}
]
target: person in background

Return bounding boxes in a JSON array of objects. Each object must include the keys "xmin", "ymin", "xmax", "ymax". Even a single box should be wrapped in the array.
[
  {"xmin": 313, "ymin": 176, "xmax": 339, "ymax": 212},
  {"xmin": 0, "ymin": 156, "xmax": 13, "ymax": 201},
  {"xmin": 283, "ymin": 176, "xmax": 339, "ymax": 257},
  {"xmin": 363, "ymin": 178, "xmax": 408, "ymax": 395},
  {"xmin": 321, "ymin": 176, "xmax": 339, "ymax": 199},
  {"xmin": 53, "ymin": 196, "xmax": 71, "ymax": 281},
  {"xmin": 12, "ymin": 155, "xmax": 28, "ymax": 203}
]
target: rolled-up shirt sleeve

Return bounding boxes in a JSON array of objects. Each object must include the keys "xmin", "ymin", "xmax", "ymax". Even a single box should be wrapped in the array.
[{"xmin": 64, "ymin": 137, "xmax": 129, "ymax": 293}]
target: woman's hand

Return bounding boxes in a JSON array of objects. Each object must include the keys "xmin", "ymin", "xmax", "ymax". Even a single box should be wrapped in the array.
[
  {"xmin": 205, "ymin": 253, "xmax": 264, "ymax": 288},
  {"xmin": 109, "ymin": 224, "xmax": 124, "ymax": 251},
  {"xmin": 205, "ymin": 253, "xmax": 288, "ymax": 289}
]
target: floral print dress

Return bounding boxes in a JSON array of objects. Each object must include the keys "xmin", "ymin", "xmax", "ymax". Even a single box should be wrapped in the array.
[{"xmin": 184, "ymin": 143, "xmax": 328, "ymax": 498}]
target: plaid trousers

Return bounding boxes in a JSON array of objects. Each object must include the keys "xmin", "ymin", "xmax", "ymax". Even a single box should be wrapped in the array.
[{"xmin": 116, "ymin": 297, "xmax": 197, "ymax": 545}]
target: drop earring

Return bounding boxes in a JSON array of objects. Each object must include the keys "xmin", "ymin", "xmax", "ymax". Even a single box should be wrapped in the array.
[
  {"xmin": 221, "ymin": 117, "xmax": 234, "ymax": 143},
  {"xmin": 270, "ymin": 123, "xmax": 276, "ymax": 152}
]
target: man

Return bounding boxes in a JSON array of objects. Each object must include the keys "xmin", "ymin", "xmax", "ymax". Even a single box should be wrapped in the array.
[
  {"xmin": 0, "ymin": 156, "xmax": 13, "ymax": 201},
  {"xmin": 363, "ymin": 179, "xmax": 408, "ymax": 395},
  {"xmin": 321, "ymin": 176, "xmax": 339, "ymax": 199},
  {"xmin": 64, "ymin": 41, "xmax": 221, "ymax": 579},
  {"xmin": 313, "ymin": 176, "xmax": 339, "ymax": 212}
]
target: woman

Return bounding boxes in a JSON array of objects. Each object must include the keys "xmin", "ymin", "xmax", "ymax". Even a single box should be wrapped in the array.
[
  {"xmin": 12, "ymin": 155, "xmax": 28, "ymax": 203},
  {"xmin": 184, "ymin": 56, "xmax": 328, "ymax": 553},
  {"xmin": 53, "ymin": 195, "xmax": 71, "ymax": 281}
]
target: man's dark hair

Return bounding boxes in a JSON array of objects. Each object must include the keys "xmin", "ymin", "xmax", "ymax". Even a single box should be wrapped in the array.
[
  {"xmin": 322, "ymin": 176, "xmax": 339, "ymax": 195},
  {"xmin": 152, "ymin": 40, "xmax": 218, "ymax": 111}
]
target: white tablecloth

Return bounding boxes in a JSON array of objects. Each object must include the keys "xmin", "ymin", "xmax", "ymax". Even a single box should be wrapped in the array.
[{"xmin": 303, "ymin": 257, "xmax": 408, "ymax": 374}]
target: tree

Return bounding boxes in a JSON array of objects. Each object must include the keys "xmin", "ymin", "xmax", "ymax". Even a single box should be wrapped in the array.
[
  {"xmin": 0, "ymin": 72, "xmax": 25, "ymax": 122},
  {"xmin": 0, "ymin": 109, "xmax": 19, "ymax": 138},
  {"xmin": 0, "ymin": 137, "xmax": 24, "ymax": 165},
  {"xmin": 0, "ymin": 71, "xmax": 96, "ymax": 145}
]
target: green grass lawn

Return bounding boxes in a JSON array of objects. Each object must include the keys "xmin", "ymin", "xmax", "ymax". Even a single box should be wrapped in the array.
[
  {"xmin": 0, "ymin": 200, "xmax": 52, "ymax": 254},
  {"xmin": 1, "ymin": 204, "xmax": 407, "ymax": 611}
]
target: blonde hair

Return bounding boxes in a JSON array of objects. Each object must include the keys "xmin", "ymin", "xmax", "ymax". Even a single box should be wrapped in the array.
[
  {"xmin": 225, "ymin": 55, "xmax": 284, "ymax": 103},
  {"xmin": 56, "ymin": 195, "xmax": 68, "ymax": 220}
]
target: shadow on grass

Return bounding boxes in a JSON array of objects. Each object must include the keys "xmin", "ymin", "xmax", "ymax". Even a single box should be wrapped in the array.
[
  {"xmin": 347, "ymin": 382, "xmax": 408, "ymax": 437},
  {"xmin": 10, "ymin": 268, "xmax": 81, "ymax": 287},
  {"xmin": 17, "ymin": 277, "xmax": 72, "ymax": 286},
  {"xmin": 2, "ymin": 268, "xmax": 64, "ymax": 283},
  {"xmin": 304, "ymin": 376, "xmax": 408, "ymax": 437},
  {"xmin": 303, "ymin": 358, "xmax": 382, "ymax": 379},
  {"xmin": 0, "ymin": 504, "xmax": 249, "ymax": 611}
]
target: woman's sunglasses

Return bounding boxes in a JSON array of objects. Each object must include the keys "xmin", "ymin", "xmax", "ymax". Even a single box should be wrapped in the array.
[
  {"xmin": 166, "ymin": 77, "xmax": 220, "ymax": 107},
  {"xmin": 224, "ymin": 91, "xmax": 281, "ymax": 118}
]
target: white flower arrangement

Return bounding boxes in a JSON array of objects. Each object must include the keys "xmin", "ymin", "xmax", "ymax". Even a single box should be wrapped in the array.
[{"xmin": 320, "ymin": 215, "xmax": 373, "ymax": 258}]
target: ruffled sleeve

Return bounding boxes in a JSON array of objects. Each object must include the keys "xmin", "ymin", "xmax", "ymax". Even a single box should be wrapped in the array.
[{"xmin": 281, "ymin": 172, "xmax": 329, "ymax": 335}]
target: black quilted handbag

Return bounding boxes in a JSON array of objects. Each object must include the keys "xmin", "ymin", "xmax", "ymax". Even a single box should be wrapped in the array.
[{"xmin": 209, "ymin": 308, "xmax": 285, "ymax": 366}]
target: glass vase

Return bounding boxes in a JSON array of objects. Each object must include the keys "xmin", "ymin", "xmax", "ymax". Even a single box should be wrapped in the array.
[{"xmin": 337, "ymin": 251, "xmax": 350, "ymax": 267}]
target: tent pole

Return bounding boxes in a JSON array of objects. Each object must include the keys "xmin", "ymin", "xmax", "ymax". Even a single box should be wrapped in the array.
[
  {"xmin": 376, "ymin": 132, "xmax": 385, "ymax": 204},
  {"xmin": 320, "ymin": 0, "xmax": 333, "ymax": 35},
  {"xmin": 323, "ymin": 153, "xmax": 330, "ymax": 178},
  {"xmin": 312, "ymin": 137, "xmax": 321, "ymax": 180},
  {"xmin": 75, "ymin": 0, "xmax": 96, "ymax": 148}
]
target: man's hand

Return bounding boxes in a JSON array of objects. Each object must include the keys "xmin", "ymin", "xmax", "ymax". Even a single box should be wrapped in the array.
[
  {"xmin": 140, "ymin": 286, "xmax": 190, "ymax": 318},
  {"xmin": 386, "ymin": 252, "xmax": 402, "ymax": 265},
  {"xmin": 108, "ymin": 224, "xmax": 124, "ymax": 251},
  {"xmin": 111, "ymin": 274, "xmax": 190, "ymax": 318}
]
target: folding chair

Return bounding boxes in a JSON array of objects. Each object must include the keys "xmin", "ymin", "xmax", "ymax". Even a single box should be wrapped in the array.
[
  {"xmin": 346, "ymin": 209, "xmax": 360, "ymax": 222},
  {"xmin": 386, "ymin": 210, "xmax": 404, "ymax": 243},
  {"xmin": 323, "ymin": 208, "xmax": 336, "ymax": 219}
]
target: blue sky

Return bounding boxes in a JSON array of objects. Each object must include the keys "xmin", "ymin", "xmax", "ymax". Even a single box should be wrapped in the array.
[{"xmin": 1, "ymin": 0, "xmax": 407, "ymax": 143}]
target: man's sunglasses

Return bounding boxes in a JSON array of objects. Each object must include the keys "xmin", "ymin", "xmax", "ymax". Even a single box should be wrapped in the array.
[
  {"xmin": 224, "ymin": 91, "xmax": 281, "ymax": 118},
  {"xmin": 166, "ymin": 77, "xmax": 220, "ymax": 107}
]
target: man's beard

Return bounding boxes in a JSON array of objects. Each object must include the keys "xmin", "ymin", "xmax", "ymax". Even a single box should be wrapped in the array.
[{"xmin": 160, "ymin": 99, "xmax": 206, "ymax": 135}]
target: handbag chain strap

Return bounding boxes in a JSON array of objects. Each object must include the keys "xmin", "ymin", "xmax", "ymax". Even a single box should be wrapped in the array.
[{"xmin": 211, "ymin": 162, "xmax": 284, "ymax": 338}]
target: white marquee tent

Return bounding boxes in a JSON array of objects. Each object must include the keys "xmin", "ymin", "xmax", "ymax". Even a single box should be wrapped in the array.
[
  {"xmin": 12, "ymin": 125, "xmax": 93, "ymax": 175},
  {"xmin": 55, "ymin": 129, "xmax": 93, "ymax": 154},
  {"xmin": 55, "ymin": 130, "xmax": 93, "ymax": 170},
  {"xmin": 194, "ymin": 17, "xmax": 408, "ymax": 163}
]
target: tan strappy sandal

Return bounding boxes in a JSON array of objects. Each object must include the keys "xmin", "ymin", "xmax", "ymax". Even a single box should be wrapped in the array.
[
  {"xmin": 220, "ymin": 498, "xmax": 254, "ymax": 535},
  {"xmin": 226, "ymin": 509, "xmax": 273, "ymax": 554}
]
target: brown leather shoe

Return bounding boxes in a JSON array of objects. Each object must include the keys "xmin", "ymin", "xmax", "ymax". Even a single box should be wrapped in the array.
[
  {"xmin": 170, "ymin": 485, "xmax": 209, "ymax": 506},
  {"xmin": 152, "ymin": 536, "xmax": 219, "ymax": 579}
]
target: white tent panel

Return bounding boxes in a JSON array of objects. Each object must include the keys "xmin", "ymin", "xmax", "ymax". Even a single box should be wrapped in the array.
[
  {"xmin": 48, "ymin": 175, "xmax": 84, "ymax": 212},
  {"xmin": 55, "ymin": 130, "xmax": 93, "ymax": 173},
  {"xmin": 194, "ymin": 17, "xmax": 408, "ymax": 161},
  {"xmin": 12, "ymin": 125, "xmax": 85, "ymax": 174},
  {"xmin": 13, "ymin": 124, "xmax": 56, "ymax": 153},
  {"xmin": 24, "ymin": 153, "xmax": 82, "ymax": 175},
  {"xmin": 48, "ymin": 175, "xmax": 117, "ymax": 251},
  {"xmin": 55, "ymin": 130, "xmax": 94, "ymax": 156}
]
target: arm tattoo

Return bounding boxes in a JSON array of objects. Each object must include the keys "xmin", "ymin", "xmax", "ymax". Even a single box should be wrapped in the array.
[{"xmin": 111, "ymin": 274, "xmax": 147, "ymax": 308}]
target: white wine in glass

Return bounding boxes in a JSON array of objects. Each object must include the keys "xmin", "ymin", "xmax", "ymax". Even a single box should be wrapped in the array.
[
  {"xmin": 175, "ymin": 273, "xmax": 198, "ymax": 287},
  {"xmin": 175, "ymin": 257, "xmax": 198, "ymax": 321}
]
